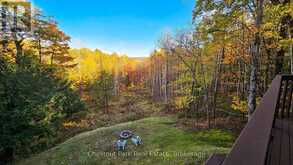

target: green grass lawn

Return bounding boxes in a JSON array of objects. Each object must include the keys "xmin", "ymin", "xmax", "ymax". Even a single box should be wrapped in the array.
[{"xmin": 16, "ymin": 117, "xmax": 235, "ymax": 165}]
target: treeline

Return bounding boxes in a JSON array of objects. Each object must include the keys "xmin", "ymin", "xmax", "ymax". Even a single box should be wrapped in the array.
[
  {"xmin": 145, "ymin": 0, "xmax": 292, "ymax": 126},
  {"xmin": 67, "ymin": 48, "xmax": 148, "ymax": 112},
  {"xmin": 0, "ymin": 4, "xmax": 84, "ymax": 163},
  {"xmin": 68, "ymin": 0, "xmax": 293, "ymax": 130}
]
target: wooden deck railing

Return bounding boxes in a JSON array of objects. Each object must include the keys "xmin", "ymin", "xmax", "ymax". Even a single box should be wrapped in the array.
[{"xmin": 205, "ymin": 75, "xmax": 293, "ymax": 165}]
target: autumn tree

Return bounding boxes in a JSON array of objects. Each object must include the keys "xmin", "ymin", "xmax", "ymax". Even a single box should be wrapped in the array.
[{"xmin": 0, "ymin": 3, "xmax": 84, "ymax": 162}]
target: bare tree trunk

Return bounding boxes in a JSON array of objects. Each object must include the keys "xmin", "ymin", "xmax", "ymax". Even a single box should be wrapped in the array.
[
  {"xmin": 151, "ymin": 62, "xmax": 155, "ymax": 98},
  {"xmin": 248, "ymin": 0, "xmax": 263, "ymax": 120},
  {"xmin": 237, "ymin": 59, "xmax": 241, "ymax": 98},
  {"xmin": 248, "ymin": 52, "xmax": 258, "ymax": 119},
  {"xmin": 242, "ymin": 62, "xmax": 247, "ymax": 100},
  {"xmin": 160, "ymin": 62, "xmax": 163, "ymax": 99},
  {"xmin": 164, "ymin": 52, "xmax": 170, "ymax": 105},
  {"xmin": 212, "ymin": 47, "xmax": 224, "ymax": 123},
  {"xmin": 201, "ymin": 61, "xmax": 210, "ymax": 128}
]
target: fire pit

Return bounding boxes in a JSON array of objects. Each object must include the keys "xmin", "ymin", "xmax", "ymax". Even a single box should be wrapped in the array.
[{"xmin": 119, "ymin": 130, "xmax": 133, "ymax": 139}]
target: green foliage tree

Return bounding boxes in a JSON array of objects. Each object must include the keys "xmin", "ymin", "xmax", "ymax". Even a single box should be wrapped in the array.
[
  {"xmin": 91, "ymin": 71, "xmax": 114, "ymax": 113},
  {"xmin": 0, "ymin": 54, "xmax": 84, "ymax": 162}
]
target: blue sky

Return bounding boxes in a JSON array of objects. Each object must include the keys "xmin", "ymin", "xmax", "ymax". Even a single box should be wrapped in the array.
[{"xmin": 32, "ymin": 0, "xmax": 195, "ymax": 57}]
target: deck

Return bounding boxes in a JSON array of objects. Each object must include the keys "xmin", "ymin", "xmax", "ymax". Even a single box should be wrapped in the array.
[
  {"xmin": 205, "ymin": 75, "xmax": 293, "ymax": 165},
  {"xmin": 266, "ymin": 118, "xmax": 293, "ymax": 165}
]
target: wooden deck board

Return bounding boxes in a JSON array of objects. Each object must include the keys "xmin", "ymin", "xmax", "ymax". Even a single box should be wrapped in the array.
[
  {"xmin": 205, "ymin": 154, "xmax": 226, "ymax": 165},
  {"xmin": 280, "ymin": 119, "xmax": 290, "ymax": 165},
  {"xmin": 267, "ymin": 127, "xmax": 282, "ymax": 165},
  {"xmin": 285, "ymin": 118, "xmax": 293, "ymax": 164},
  {"xmin": 266, "ymin": 118, "xmax": 293, "ymax": 165}
]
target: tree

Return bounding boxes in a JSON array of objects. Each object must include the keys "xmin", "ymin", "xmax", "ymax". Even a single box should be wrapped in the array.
[
  {"xmin": 0, "ymin": 2, "xmax": 32, "ymax": 65},
  {"xmin": 91, "ymin": 71, "xmax": 114, "ymax": 113},
  {"xmin": 0, "ymin": 4, "xmax": 84, "ymax": 162},
  {"xmin": 43, "ymin": 22, "xmax": 72, "ymax": 66},
  {"xmin": 173, "ymin": 30, "xmax": 203, "ymax": 116},
  {"xmin": 0, "ymin": 55, "xmax": 84, "ymax": 162},
  {"xmin": 248, "ymin": 0, "xmax": 264, "ymax": 119},
  {"xmin": 192, "ymin": 0, "xmax": 266, "ymax": 119},
  {"xmin": 158, "ymin": 33, "xmax": 174, "ymax": 105}
]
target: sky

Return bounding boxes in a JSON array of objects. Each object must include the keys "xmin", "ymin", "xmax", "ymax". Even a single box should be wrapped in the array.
[{"xmin": 31, "ymin": 0, "xmax": 195, "ymax": 57}]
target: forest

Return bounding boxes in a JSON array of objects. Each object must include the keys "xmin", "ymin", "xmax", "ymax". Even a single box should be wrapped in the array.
[{"xmin": 0, "ymin": 0, "xmax": 292, "ymax": 165}]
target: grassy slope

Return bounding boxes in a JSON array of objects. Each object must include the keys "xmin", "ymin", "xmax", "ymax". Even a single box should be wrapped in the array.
[{"xmin": 17, "ymin": 117, "xmax": 235, "ymax": 165}]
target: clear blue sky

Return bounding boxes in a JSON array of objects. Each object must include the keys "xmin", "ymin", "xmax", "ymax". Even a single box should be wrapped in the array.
[{"xmin": 32, "ymin": 0, "xmax": 195, "ymax": 57}]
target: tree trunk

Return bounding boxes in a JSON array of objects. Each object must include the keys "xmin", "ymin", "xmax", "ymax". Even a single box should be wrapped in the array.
[
  {"xmin": 188, "ymin": 71, "xmax": 197, "ymax": 118},
  {"xmin": 212, "ymin": 47, "xmax": 224, "ymax": 123},
  {"xmin": 275, "ymin": 49, "xmax": 285, "ymax": 74},
  {"xmin": 164, "ymin": 52, "xmax": 169, "ymax": 105},
  {"xmin": 38, "ymin": 39, "xmax": 42, "ymax": 63},
  {"xmin": 15, "ymin": 40, "xmax": 23, "ymax": 65},
  {"xmin": 1, "ymin": 4, "xmax": 9, "ymax": 56},
  {"xmin": 248, "ymin": 0, "xmax": 263, "ymax": 120},
  {"xmin": 289, "ymin": 26, "xmax": 293, "ymax": 74},
  {"xmin": 201, "ymin": 62, "xmax": 210, "ymax": 128},
  {"xmin": 273, "ymin": 0, "xmax": 291, "ymax": 75}
]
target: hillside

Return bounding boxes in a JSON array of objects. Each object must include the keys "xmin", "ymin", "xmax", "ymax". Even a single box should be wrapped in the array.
[{"xmin": 17, "ymin": 117, "xmax": 235, "ymax": 165}]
